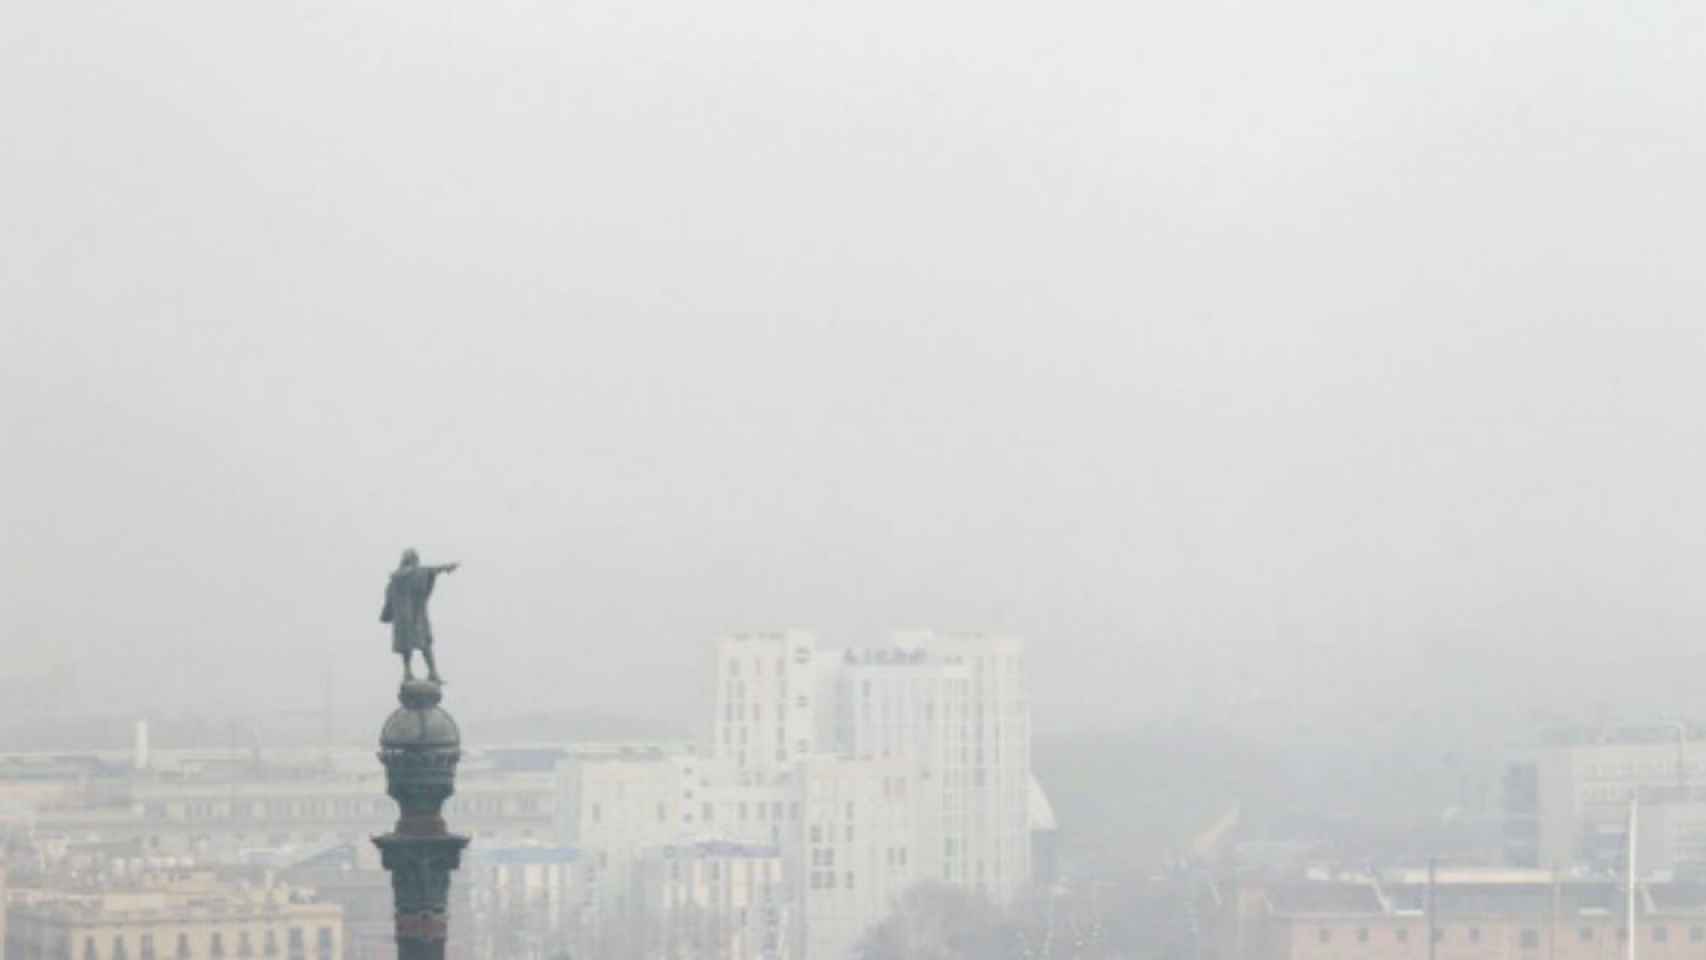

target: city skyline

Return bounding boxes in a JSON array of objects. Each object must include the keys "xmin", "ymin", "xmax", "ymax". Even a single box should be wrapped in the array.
[{"xmin": 7, "ymin": 0, "xmax": 1705, "ymax": 955}]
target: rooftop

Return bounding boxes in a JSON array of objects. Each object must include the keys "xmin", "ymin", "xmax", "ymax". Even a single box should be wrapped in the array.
[
  {"xmin": 11, "ymin": 875, "xmax": 338, "ymax": 924},
  {"xmin": 1263, "ymin": 879, "xmax": 1706, "ymax": 920}
]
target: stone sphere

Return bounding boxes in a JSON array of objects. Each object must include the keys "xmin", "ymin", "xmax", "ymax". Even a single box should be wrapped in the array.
[{"xmin": 380, "ymin": 680, "xmax": 461, "ymax": 750}]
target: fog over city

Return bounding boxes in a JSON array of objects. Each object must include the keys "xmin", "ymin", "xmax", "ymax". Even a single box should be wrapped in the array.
[
  {"xmin": 8, "ymin": 0, "xmax": 1705, "ymax": 735},
  {"xmin": 6, "ymin": 2, "xmax": 1706, "ymax": 959}
]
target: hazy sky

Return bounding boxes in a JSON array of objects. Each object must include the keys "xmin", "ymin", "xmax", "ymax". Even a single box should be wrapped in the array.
[{"xmin": 5, "ymin": 0, "xmax": 1706, "ymax": 734}]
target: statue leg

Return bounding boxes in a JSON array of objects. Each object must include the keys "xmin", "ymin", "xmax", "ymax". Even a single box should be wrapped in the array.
[
  {"xmin": 422, "ymin": 647, "xmax": 443, "ymax": 684},
  {"xmin": 401, "ymin": 650, "xmax": 415, "ymax": 682}
]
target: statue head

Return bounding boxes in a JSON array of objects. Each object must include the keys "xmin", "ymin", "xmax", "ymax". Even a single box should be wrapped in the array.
[{"xmin": 399, "ymin": 548, "xmax": 420, "ymax": 569}]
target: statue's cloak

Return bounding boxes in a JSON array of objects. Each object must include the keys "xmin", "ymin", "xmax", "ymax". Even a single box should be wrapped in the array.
[{"xmin": 380, "ymin": 567, "xmax": 438, "ymax": 654}]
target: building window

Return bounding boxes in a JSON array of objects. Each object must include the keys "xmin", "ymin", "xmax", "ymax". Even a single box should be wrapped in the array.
[
  {"xmin": 315, "ymin": 930, "xmax": 331, "ymax": 959},
  {"xmin": 1432, "ymin": 929, "xmax": 1444, "ymax": 944},
  {"xmin": 141, "ymin": 937, "xmax": 156, "ymax": 960},
  {"xmin": 85, "ymin": 939, "xmax": 98, "ymax": 960},
  {"xmin": 1357, "ymin": 928, "xmax": 1369, "ymax": 943},
  {"xmin": 176, "ymin": 936, "xmax": 191, "ymax": 960},
  {"xmin": 288, "ymin": 930, "xmax": 304, "ymax": 959},
  {"xmin": 1691, "ymin": 927, "xmax": 1704, "ymax": 943},
  {"xmin": 210, "ymin": 935, "xmax": 225, "ymax": 960},
  {"xmin": 590, "ymin": 804, "xmax": 601, "ymax": 824},
  {"xmin": 1318, "ymin": 930, "xmax": 1332, "ymax": 944},
  {"xmin": 1578, "ymin": 928, "xmax": 1593, "ymax": 942},
  {"xmin": 1396, "ymin": 929, "xmax": 1409, "ymax": 944},
  {"xmin": 264, "ymin": 932, "xmax": 278, "ymax": 958},
  {"xmin": 114, "ymin": 939, "xmax": 130, "ymax": 960},
  {"xmin": 1521, "ymin": 929, "xmax": 1540, "ymax": 949},
  {"xmin": 1469, "ymin": 928, "xmax": 1481, "ymax": 944},
  {"xmin": 1655, "ymin": 927, "xmax": 1670, "ymax": 944}
]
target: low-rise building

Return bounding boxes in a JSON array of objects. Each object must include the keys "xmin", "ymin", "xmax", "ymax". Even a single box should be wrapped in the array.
[
  {"xmin": 465, "ymin": 846, "xmax": 581, "ymax": 960},
  {"xmin": 1234, "ymin": 870, "xmax": 1706, "ymax": 960},
  {"xmin": 1507, "ymin": 724, "xmax": 1706, "ymax": 871},
  {"xmin": 635, "ymin": 841, "xmax": 787, "ymax": 960},
  {"xmin": 5, "ymin": 874, "xmax": 342, "ymax": 960}
]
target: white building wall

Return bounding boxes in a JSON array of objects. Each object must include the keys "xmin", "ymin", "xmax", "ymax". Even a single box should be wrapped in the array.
[
  {"xmin": 636, "ymin": 844, "xmax": 786, "ymax": 960},
  {"xmin": 557, "ymin": 756, "xmax": 695, "ymax": 919},
  {"xmin": 695, "ymin": 765, "xmax": 798, "ymax": 850},
  {"xmin": 933, "ymin": 632, "xmax": 1030, "ymax": 903},
  {"xmin": 712, "ymin": 632, "xmax": 818, "ymax": 776},
  {"xmin": 794, "ymin": 755, "xmax": 917, "ymax": 960},
  {"xmin": 834, "ymin": 633, "xmax": 1030, "ymax": 904}
]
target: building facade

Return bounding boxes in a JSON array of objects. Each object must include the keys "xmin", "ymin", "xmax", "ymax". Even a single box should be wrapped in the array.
[
  {"xmin": 1231, "ymin": 871, "xmax": 1706, "ymax": 960},
  {"xmin": 711, "ymin": 632, "xmax": 819, "ymax": 777},
  {"xmin": 836, "ymin": 632, "xmax": 1031, "ymax": 902},
  {"xmin": 634, "ymin": 841, "xmax": 787, "ymax": 960},
  {"xmin": 5, "ymin": 875, "xmax": 343, "ymax": 960},
  {"xmin": 1506, "ymin": 725, "xmax": 1706, "ymax": 871}
]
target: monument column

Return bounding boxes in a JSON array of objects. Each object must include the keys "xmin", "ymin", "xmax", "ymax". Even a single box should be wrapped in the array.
[{"xmin": 374, "ymin": 679, "xmax": 470, "ymax": 960}]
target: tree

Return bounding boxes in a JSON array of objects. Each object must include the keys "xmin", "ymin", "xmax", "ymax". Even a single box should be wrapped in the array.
[{"xmin": 855, "ymin": 884, "xmax": 1021, "ymax": 960}]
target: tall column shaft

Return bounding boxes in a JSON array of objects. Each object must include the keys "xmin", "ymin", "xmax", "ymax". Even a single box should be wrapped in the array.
[
  {"xmin": 375, "ymin": 680, "xmax": 469, "ymax": 960},
  {"xmin": 374, "ymin": 835, "xmax": 468, "ymax": 960}
]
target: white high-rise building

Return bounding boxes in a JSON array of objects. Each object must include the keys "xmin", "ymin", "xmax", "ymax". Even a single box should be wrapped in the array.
[
  {"xmin": 834, "ymin": 632, "xmax": 1031, "ymax": 904},
  {"xmin": 712, "ymin": 631, "xmax": 819, "ymax": 776},
  {"xmin": 557, "ymin": 629, "xmax": 1038, "ymax": 959}
]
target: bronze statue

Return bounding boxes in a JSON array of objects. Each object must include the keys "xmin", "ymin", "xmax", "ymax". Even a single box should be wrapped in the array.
[{"xmin": 381, "ymin": 549, "xmax": 460, "ymax": 684}]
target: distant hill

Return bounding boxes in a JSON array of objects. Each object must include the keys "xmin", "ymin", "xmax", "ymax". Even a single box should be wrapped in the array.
[{"xmin": 1032, "ymin": 722, "xmax": 1503, "ymax": 880}]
